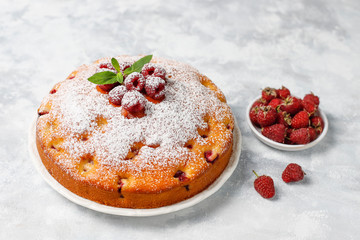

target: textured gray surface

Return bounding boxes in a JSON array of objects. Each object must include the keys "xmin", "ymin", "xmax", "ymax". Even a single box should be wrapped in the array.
[{"xmin": 1, "ymin": 0, "xmax": 360, "ymax": 239}]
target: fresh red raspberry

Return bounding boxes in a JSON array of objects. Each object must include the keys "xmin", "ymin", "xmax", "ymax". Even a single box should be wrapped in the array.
[
  {"xmin": 291, "ymin": 111, "xmax": 310, "ymax": 129},
  {"xmin": 249, "ymin": 106, "xmax": 260, "ymax": 127},
  {"xmin": 302, "ymin": 100, "xmax": 317, "ymax": 116},
  {"xmin": 257, "ymin": 106, "xmax": 278, "ymax": 127},
  {"xmin": 261, "ymin": 124, "xmax": 287, "ymax": 143},
  {"xmin": 253, "ymin": 170, "xmax": 275, "ymax": 199},
  {"xmin": 122, "ymin": 91, "xmax": 146, "ymax": 113},
  {"xmin": 145, "ymin": 76, "xmax": 166, "ymax": 100},
  {"xmin": 276, "ymin": 86, "xmax": 291, "ymax": 99},
  {"xmin": 97, "ymin": 82, "xmax": 119, "ymax": 93},
  {"xmin": 251, "ymin": 98, "xmax": 267, "ymax": 108},
  {"xmin": 141, "ymin": 63, "xmax": 166, "ymax": 80},
  {"xmin": 311, "ymin": 116, "xmax": 324, "ymax": 135},
  {"xmin": 261, "ymin": 87, "xmax": 277, "ymax": 102},
  {"xmin": 304, "ymin": 92, "xmax": 320, "ymax": 106},
  {"xmin": 120, "ymin": 62, "xmax": 132, "ymax": 74},
  {"xmin": 280, "ymin": 96, "xmax": 303, "ymax": 115},
  {"xmin": 308, "ymin": 127, "xmax": 317, "ymax": 141},
  {"xmin": 289, "ymin": 128, "xmax": 311, "ymax": 144},
  {"xmin": 124, "ymin": 72, "xmax": 146, "ymax": 92},
  {"xmin": 99, "ymin": 62, "xmax": 115, "ymax": 70},
  {"xmin": 277, "ymin": 111, "xmax": 291, "ymax": 127},
  {"xmin": 268, "ymin": 98, "xmax": 283, "ymax": 109},
  {"xmin": 108, "ymin": 85, "xmax": 127, "ymax": 106},
  {"xmin": 282, "ymin": 163, "xmax": 305, "ymax": 183}
]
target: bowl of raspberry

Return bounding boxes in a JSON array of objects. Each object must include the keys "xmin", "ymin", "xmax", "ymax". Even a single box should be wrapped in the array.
[{"xmin": 246, "ymin": 86, "xmax": 328, "ymax": 151}]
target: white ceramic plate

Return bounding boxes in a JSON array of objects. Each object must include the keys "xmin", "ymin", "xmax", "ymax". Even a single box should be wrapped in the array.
[
  {"xmin": 246, "ymin": 97, "xmax": 328, "ymax": 151},
  {"xmin": 28, "ymin": 118, "xmax": 242, "ymax": 217}
]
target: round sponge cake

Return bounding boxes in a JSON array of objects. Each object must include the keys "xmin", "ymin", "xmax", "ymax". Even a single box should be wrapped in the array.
[{"xmin": 36, "ymin": 55, "xmax": 234, "ymax": 208}]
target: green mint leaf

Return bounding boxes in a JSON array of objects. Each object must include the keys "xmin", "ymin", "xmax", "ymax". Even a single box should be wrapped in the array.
[
  {"xmin": 111, "ymin": 58, "xmax": 121, "ymax": 73},
  {"xmin": 124, "ymin": 55, "xmax": 153, "ymax": 75},
  {"xmin": 116, "ymin": 72, "xmax": 123, "ymax": 84},
  {"xmin": 87, "ymin": 71, "xmax": 117, "ymax": 84}
]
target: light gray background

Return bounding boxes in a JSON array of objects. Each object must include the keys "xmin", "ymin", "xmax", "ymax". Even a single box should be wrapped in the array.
[{"xmin": 1, "ymin": 0, "xmax": 359, "ymax": 239}]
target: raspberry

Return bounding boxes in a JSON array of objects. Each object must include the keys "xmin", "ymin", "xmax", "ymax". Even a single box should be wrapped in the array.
[
  {"xmin": 291, "ymin": 111, "xmax": 310, "ymax": 129},
  {"xmin": 97, "ymin": 82, "xmax": 120, "ymax": 93},
  {"xmin": 268, "ymin": 98, "xmax": 283, "ymax": 109},
  {"xmin": 141, "ymin": 63, "xmax": 166, "ymax": 80},
  {"xmin": 124, "ymin": 72, "xmax": 146, "ymax": 92},
  {"xmin": 257, "ymin": 106, "xmax": 278, "ymax": 127},
  {"xmin": 277, "ymin": 111, "xmax": 291, "ymax": 127},
  {"xmin": 308, "ymin": 127, "xmax": 317, "ymax": 141},
  {"xmin": 120, "ymin": 62, "xmax": 132, "ymax": 74},
  {"xmin": 251, "ymin": 98, "xmax": 267, "ymax": 108},
  {"xmin": 204, "ymin": 150, "xmax": 219, "ymax": 163},
  {"xmin": 282, "ymin": 163, "xmax": 305, "ymax": 183},
  {"xmin": 121, "ymin": 91, "xmax": 146, "ymax": 113},
  {"xmin": 311, "ymin": 116, "xmax": 324, "ymax": 135},
  {"xmin": 302, "ymin": 100, "xmax": 317, "ymax": 116},
  {"xmin": 253, "ymin": 170, "xmax": 275, "ymax": 199},
  {"xmin": 280, "ymin": 96, "xmax": 303, "ymax": 115},
  {"xmin": 276, "ymin": 86, "xmax": 291, "ymax": 99},
  {"xmin": 262, "ymin": 87, "xmax": 277, "ymax": 102},
  {"xmin": 145, "ymin": 76, "xmax": 166, "ymax": 100},
  {"xmin": 249, "ymin": 106, "xmax": 260, "ymax": 127},
  {"xmin": 99, "ymin": 63, "xmax": 115, "ymax": 70},
  {"xmin": 174, "ymin": 170, "xmax": 188, "ymax": 182},
  {"xmin": 108, "ymin": 85, "xmax": 127, "ymax": 106},
  {"xmin": 304, "ymin": 92, "xmax": 320, "ymax": 106},
  {"xmin": 289, "ymin": 128, "xmax": 311, "ymax": 144},
  {"xmin": 261, "ymin": 124, "xmax": 286, "ymax": 143}
]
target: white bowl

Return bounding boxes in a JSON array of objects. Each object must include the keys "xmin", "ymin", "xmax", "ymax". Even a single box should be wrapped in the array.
[{"xmin": 246, "ymin": 96, "xmax": 328, "ymax": 151}]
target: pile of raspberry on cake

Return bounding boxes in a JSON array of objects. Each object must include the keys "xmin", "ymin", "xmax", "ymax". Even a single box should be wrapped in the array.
[
  {"xmin": 94, "ymin": 57, "xmax": 167, "ymax": 119},
  {"xmin": 249, "ymin": 86, "xmax": 324, "ymax": 144}
]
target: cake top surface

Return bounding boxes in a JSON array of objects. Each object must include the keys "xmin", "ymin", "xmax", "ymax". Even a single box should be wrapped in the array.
[{"xmin": 37, "ymin": 55, "xmax": 233, "ymax": 190}]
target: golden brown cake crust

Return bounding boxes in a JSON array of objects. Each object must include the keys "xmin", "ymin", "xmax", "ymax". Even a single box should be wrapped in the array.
[{"xmin": 36, "ymin": 56, "xmax": 234, "ymax": 208}]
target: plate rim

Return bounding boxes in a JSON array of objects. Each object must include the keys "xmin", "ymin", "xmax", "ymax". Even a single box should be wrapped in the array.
[
  {"xmin": 246, "ymin": 96, "xmax": 328, "ymax": 151},
  {"xmin": 28, "ymin": 117, "xmax": 242, "ymax": 217}
]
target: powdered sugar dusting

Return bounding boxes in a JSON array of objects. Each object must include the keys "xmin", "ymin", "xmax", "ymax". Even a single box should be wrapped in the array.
[{"xmin": 38, "ymin": 56, "xmax": 233, "ymax": 178}]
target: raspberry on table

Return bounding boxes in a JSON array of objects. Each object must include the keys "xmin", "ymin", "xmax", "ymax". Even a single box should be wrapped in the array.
[
  {"xmin": 252, "ymin": 170, "xmax": 275, "ymax": 199},
  {"xmin": 282, "ymin": 163, "xmax": 305, "ymax": 183}
]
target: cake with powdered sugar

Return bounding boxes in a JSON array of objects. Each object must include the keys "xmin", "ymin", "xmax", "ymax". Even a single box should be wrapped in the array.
[{"xmin": 36, "ymin": 55, "xmax": 235, "ymax": 208}]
